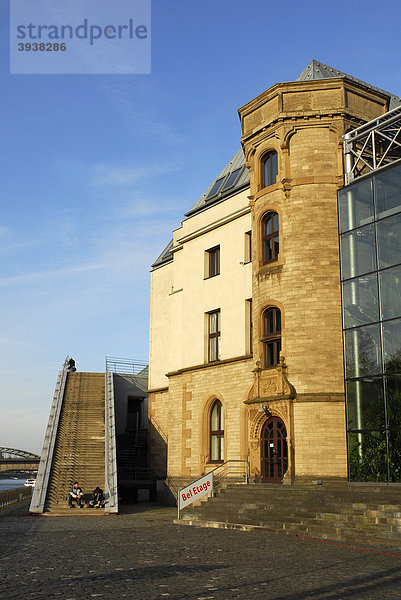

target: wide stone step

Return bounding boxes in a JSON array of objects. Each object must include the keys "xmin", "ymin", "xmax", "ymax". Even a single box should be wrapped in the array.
[
  {"xmin": 177, "ymin": 516, "xmax": 401, "ymax": 546},
  {"xmin": 183, "ymin": 508, "xmax": 401, "ymax": 531},
  {"xmin": 177, "ymin": 483, "xmax": 401, "ymax": 546}
]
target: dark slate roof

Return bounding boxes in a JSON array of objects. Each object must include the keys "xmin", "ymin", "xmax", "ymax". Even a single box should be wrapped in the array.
[
  {"xmin": 151, "ymin": 150, "xmax": 250, "ymax": 269},
  {"xmin": 184, "ymin": 148, "xmax": 249, "ymax": 217},
  {"xmin": 297, "ymin": 60, "xmax": 401, "ymax": 110},
  {"xmin": 151, "ymin": 239, "xmax": 174, "ymax": 270}
]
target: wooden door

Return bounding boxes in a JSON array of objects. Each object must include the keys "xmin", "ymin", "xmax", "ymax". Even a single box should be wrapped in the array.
[{"xmin": 261, "ymin": 417, "xmax": 288, "ymax": 482}]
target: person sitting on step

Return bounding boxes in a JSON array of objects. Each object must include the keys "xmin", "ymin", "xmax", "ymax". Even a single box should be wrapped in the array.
[
  {"xmin": 88, "ymin": 486, "xmax": 105, "ymax": 508},
  {"xmin": 67, "ymin": 357, "xmax": 76, "ymax": 372},
  {"xmin": 68, "ymin": 481, "xmax": 83, "ymax": 508}
]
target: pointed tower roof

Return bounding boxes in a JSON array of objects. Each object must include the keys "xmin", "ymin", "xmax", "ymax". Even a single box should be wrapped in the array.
[{"xmin": 296, "ymin": 60, "xmax": 401, "ymax": 110}]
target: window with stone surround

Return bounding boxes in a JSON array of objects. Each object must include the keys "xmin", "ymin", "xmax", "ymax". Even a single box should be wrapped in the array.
[
  {"xmin": 262, "ymin": 307, "xmax": 281, "ymax": 367},
  {"xmin": 262, "ymin": 151, "xmax": 278, "ymax": 188},
  {"xmin": 262, "ymin": 212, "xmax": 279, "ymax": 264},
  {"xmin": 210, "ymin": 399, "xmax": 224, "ymax": 463}
]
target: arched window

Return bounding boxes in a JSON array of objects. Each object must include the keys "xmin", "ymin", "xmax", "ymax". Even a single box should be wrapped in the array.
[
  {"xmin": 262, "ymin": 307, "xmax": 281, "ymax": 367},
  {"xmin": 262, "ymin": 151, "xmax": 278, "ymax": 188},
  {"xmin": 210, "ymin": 399, "xmax": 224, "ymax": 463},
  {"xmin": 262, "ymin": 212, "xmax": 279, "ymax": 264}
]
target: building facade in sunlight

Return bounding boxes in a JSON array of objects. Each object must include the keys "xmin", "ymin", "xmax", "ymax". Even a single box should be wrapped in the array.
[{"xmin": 148, "ymin": 60, "xmax": 401, "ymax": 492}]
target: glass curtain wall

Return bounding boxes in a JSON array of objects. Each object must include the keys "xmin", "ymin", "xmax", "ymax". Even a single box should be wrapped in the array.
[{"xmin": 338, "ymin": 160, "xmax": 401, "ymax": 482}]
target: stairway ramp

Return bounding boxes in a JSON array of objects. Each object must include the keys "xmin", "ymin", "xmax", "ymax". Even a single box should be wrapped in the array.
[
  {"xmin": 176, "ymin": 482, "xmax": 401, "ymax": 547},
  {"xmin": 30, "ymin": 362, "xmax": 112, "ymax": 515}
]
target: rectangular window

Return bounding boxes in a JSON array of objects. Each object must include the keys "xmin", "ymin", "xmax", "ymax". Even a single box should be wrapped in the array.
[
  {"xmin": 205, "ymin": 245, "xmax": 220, "ymax": 278},
  {"xmin": 244, "ymin": 231, "xmax": 252, "ymax": 263},
  {"xmin": 262, "ymin": 213, "xmax": 279, "ymax": 264},
  {"xmin": 245, "ymin": 299, "xmax": 253, "ymax": 355},
  {"xmin": 264, "ymin": 340, "xmax": 281, "ymax": 367},
  {"xmin": 262, "ymin": 307, "xmax": 281, "ymax": 367},
  {"xmin": 208, "ymin": 310, "xmax": 221, "ymax": 362}
]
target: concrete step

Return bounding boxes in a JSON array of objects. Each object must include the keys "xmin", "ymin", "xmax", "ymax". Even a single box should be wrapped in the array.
[
  {"xmin": 44, "ymin": 506, "xmax": 108, "ymax": 516},
  {"xmin": 177, "ymin": 483, "xmax": 401, "ymax": 546}
]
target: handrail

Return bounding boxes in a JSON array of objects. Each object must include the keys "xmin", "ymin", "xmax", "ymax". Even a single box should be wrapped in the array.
[
  {"xmin": 177, "ymin": 459, "xmax": 248, "ymax": 519},
  {"xmin": 211, "ymin": 460, "xmax": 249, "ymax": 494},
  {"xmin": 30, "ymin": 357, "xmax": 69, "ymax": 513},
  {"xmin": 148, "ymin": 415, "xmax": 168, "ymax": 444},
  {"xmin": 147, "ymin": 416, "xmax": 178, "ymax": 497},
  {"xmin": 105, "ymin": 356, "xmax": 148, "ymax": 375},
  {"xmin": 104, "ymin": 370, "xmax": 119, "ymax": 513},
  {"xmin": 1, "ymin": 486, "xmax": 33, "ymax": 509}
]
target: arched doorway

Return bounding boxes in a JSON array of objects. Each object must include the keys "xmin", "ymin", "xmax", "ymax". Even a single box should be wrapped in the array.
[{"xmin": 261, "ymin": 417, "xmax": 288, "ymax": 482}]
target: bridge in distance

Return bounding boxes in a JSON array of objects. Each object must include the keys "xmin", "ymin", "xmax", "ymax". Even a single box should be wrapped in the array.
[{"xmin": 0, "ymin": 447, "xmax": 40, "ymax": 474}]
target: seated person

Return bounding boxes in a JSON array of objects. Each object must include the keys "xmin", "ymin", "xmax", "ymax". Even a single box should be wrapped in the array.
[
  {"xmin": 68, "ymin": 481, "xmax": 83, "ymax": 508},
  {"xmin": 67, "ymin": 357, "xmax": 76, "ymax": 372},
  {"xmin": 88, "ymin": 486, "xmax": 105, "ymax": 508}
]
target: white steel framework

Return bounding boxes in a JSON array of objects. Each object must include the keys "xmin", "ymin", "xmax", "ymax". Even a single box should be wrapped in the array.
[{"xmin": 344, "ymin": 105, "xmax": 401, "ymax": 185}]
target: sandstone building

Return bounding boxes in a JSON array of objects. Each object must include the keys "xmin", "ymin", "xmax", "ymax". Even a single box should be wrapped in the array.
[{"xmin": 148, "ymin": 61, "xmax": 401, "ymax": 494}]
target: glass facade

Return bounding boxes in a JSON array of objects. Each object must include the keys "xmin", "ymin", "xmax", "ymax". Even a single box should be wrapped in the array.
[{"xmin": 338, "ymin": 160, "xmax": 401, "ymax": 482}]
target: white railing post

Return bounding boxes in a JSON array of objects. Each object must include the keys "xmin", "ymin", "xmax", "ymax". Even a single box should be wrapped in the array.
[
  {"xmin": 30, "ymin": 358, "xmax": 69, "ymax": 513},
  {"xmin": 104, "ymin": 370, "xmax": 118, "ymax": 513}
]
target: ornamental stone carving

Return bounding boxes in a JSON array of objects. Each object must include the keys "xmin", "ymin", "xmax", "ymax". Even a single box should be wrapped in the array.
[
  {"xmin": 245, "ymin": 356, "xmax": 296, "ymax": 405},
  {"xmin": 261, "ymin": 377, "xmax": 278, "ymax": 396}
]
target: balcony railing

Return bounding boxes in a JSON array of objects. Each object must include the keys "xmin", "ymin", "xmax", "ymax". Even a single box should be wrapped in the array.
[{"xmin": 105, "ymin": 356, "xmax": 148, "ymax": 375}]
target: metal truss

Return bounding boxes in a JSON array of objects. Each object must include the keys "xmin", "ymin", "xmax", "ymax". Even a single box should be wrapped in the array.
[
  {"xmin": 0, "ymin": 447, "xmax": 40, "ymax": 459},
  {"xmin": 344, "ymin": 105, "xmax": 401, "ymax": 185}
]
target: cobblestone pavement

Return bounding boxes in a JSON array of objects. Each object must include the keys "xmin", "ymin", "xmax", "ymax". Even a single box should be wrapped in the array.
[{"xmin": 1, "ymin": 503, "xmax": 401, "ymax": 600}]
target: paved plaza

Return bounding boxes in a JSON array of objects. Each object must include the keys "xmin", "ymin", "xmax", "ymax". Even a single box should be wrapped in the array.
[{"xmin": 1, "ymin": 503, "xmax": 401, "ymax": 600}]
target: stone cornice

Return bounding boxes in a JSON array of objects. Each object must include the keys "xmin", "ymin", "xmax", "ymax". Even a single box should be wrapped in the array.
[
  {"xmin": 244, "ymin": 392, "xmax": 345, "ymax": 405},
  {"xmin": 238, "ymin": 78, "xmax": 388, "ymax": 120},
  {"xmin": 147, "ymin": 386, "xmax": 169, "ymax": 394},
  {"xmin": 294, "ymin": 393, "xmax": 345, "ymax": 403},
  {"xmin": 166, "ymin": 354, "xmax": 253, "ymax": 378},
  {"xmin": 176, "ymin": 205, "xmax": 251, "ymax": 245}
]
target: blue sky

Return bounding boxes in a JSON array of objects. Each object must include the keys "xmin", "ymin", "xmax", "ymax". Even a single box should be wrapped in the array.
[{"xmin": 1, "ymin": 0, "xmax": 401, "ymax": 454}]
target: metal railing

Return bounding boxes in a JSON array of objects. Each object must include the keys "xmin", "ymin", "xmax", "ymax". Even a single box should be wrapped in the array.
[
  {"xmin": 30, "ymin": 357, "xmax": 70, "ymax": 513},
  {"xmin": 1, "ymin": 486, "xmax": 32, "ymax": 509},
  {"xmin": 148, "ymin": 415, "xmax": 168, "ymax": 444},
  {"xmin": 211, "ymin": 459, "xmax": 249, "ymax": 494},
  {"xmin": 147, "ymin": 416, "xmax": 177, "ymax": 496},
  {"xmin": 104, "ymin": 371, "xmax": 118, "ymax": 513},
  {"xmin": 105, "ymin": 356, "xmax": 148, "ymax": 375},
  {"xmin": 177, "ymin": 460, "xmax": 248, "ymax": 519}
]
